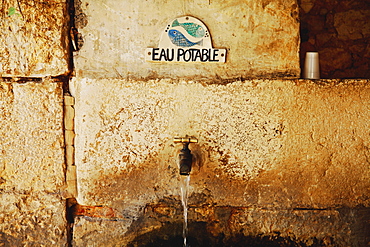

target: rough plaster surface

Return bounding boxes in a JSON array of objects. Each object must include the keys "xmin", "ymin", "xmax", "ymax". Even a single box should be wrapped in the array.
[
  {"xmin": 264, "ymin": 80, "xmax": 370, "ymax": 208},
  {"xmin": 0, "ymin": 0, "xmax": 69, "ymax": 77},
  {"xmin": 70, "ymin": 78, "xmax": 287, "ymax": 207},
  {"xmin": 71, "ymin": 78, "xmax": 370, "ymax": 208},
  {"xmin": 71, "ymin": 78, "xmax": 370, "ymax": 246},
  {"xmin": 0, "ymin": 80, "xmax": 67, "ymax": 245},
  {"xmin": 74, "ymin": 0, "xmax": 300, "ymax": 79}
]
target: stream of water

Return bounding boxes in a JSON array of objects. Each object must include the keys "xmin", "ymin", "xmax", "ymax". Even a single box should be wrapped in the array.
[{"xmin": 180, "ymin": 175, "xmax": 190, "ymax": 247}]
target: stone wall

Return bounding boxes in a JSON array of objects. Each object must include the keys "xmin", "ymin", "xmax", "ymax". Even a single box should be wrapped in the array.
[
  {"xmin": 69, "ymin": 78, "xmax": 370, "ymax": 246},
  {"xmin": 299, "ymin": 0, "xmax": 370, "ymax": 78},
  {"xmin": 73, "ymin": 0, "xmax": 300, "ymax": 80},
  {"xmin": 1, "ymin": 0, "xmax": 370, "ymax": 246},
  {"xmin": 0, "ymin": 0, "xmax": 70, "ymax": 245},
  {"xmin": 70, "ymin": 78, "xmax": 370, "ymax": 209}
]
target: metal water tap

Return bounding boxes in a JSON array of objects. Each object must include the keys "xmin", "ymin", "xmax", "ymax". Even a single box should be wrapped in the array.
[{"xmin": 174, "ymin": 136, "xmax": 198, "ymax": 176}]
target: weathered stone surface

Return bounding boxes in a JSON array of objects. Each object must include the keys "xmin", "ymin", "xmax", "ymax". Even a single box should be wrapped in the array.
[
  {"xmin": 0, "ymin": 0, "xmax": 70, "ymax": 77},
  {"xmin": 72, "ymin": 216, "xmax": 133, "ymax": 246},
  {"xmin": 73, "ymin": 0, "xmax": 300, "ymax": 79},
  {"xmin": 0, "ymin": 80, "xmax": 66, "ymax": 245},
  {"xmin": 245, "ymin": 82, "xmax": 370, "ymax": 208},
  {"xmin": 0, "ymin": 192, "xmax": 67, "ymax": 246},
  {"xmin": 0, "ymin": 80, "xmax": 65, "ymax": 192},
  {"xmin": 70, "ymin": 78, "xmax": 287, "ymax": 207},
  {"xmin": 71, "ymin": 78, "xmax": 370, "ymax": 211}
]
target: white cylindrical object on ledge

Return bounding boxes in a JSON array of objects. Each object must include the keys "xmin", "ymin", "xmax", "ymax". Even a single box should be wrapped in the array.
[{"xmin": 303, "ymin": 52, "xmax": 320, "ymax": 79}]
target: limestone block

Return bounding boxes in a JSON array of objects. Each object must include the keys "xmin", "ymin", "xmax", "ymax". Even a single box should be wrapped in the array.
[
  {"xmin": 74, "ymin": 0, "xmax": 300, "ymax": 79},
  {"xmin": 0, "ymin": 192, "xmax": 67, "ymax": 246},
  {"xmin": 274, "ymin": 80, "xmax": 370, "ymax": 208},
  {"xmin": 0, "ymin": 0, "xmax": 69, "ymax": 77},
  {"xmin": 0, "ymin": 80, "xmax": 65, "ymax": 192},
  {"xmin": 70, "ymin": 78, "xmax": 287, "ymax": 208},
  {"xmin": 71, "ymin": 78, "xmax": 370, "ymax": 211}
]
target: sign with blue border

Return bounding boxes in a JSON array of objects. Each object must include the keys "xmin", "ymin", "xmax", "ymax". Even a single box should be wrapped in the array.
[{"xmin": 146, "ymin": 16, "xmax": 226, "ymax": 63}]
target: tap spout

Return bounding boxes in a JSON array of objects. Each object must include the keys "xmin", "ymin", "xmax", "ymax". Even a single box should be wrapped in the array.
[
  {"xmin": 179, "ymin": 142, "xmax": 192, "ymax": 175},
  {"xmin": 174, "ymin": 136, "xmax": 198, "ymax": 176}
]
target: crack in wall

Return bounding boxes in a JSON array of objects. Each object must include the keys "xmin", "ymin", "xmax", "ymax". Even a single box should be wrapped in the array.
[{"xmin": 64, "ymin": 0, "xmax": 78, "ymax": 245}]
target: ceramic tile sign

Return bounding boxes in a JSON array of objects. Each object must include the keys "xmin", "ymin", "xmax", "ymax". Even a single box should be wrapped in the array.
[{"xmin": 146, "ymin": 16, "xmax": 226, "ymax": 63}]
